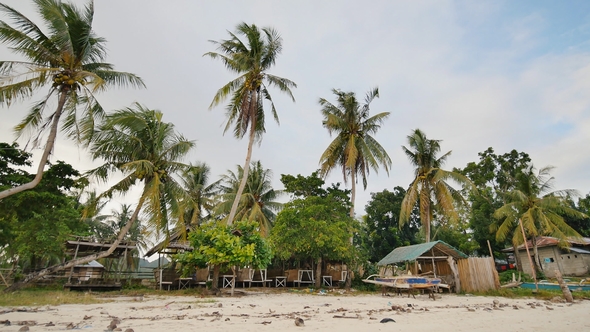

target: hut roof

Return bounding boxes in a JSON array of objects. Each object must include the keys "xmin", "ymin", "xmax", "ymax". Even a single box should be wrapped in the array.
[
  {"xmin": 144, "ymin": 226, "xmax": 193, "ymax": 257},
  {"xmin": 65, "ymin": 239, "xmax": 136, "ymax": 258},
  {"xmin": 377, "ymin": 241, "xmax": 467, "ymax": 266},
  {"xmin": 502, "ymin": 236, "xmax": 590, "ymax": 252}
]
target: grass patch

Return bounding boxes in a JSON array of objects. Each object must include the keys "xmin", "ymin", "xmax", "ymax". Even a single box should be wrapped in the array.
[{"xmin": 0, "ymin": 289, "xmax": 107, "ymax": 307}]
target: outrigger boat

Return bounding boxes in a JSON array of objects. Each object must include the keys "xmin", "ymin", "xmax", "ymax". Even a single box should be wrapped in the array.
[{"xmin": 363, "ymin": 274, "xmax": 446, "ymax": 290}]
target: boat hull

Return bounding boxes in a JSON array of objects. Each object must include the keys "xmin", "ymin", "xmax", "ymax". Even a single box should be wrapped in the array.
[{"xmin": 520, "ymin": 282, "xmax": 590, "ymax": 292}]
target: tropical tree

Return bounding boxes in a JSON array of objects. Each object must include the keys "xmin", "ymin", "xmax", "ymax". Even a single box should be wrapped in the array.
[
  {"xmin": 177, "ymin": 220, "xmax": 272, "ymax": 294},
  {"xmin": 271, "ymin": 173, "xmax": 356, "ymax": 288},
  {"xmin": 4, "ymin": 103, "xmax": 193, "ymax": 290},
  {"xmin": 0, "ymin": 0, "xmax": 145, "ymax": 199},
  {"xmin": 399, "ymin": 129, "xmax": 474, "ymax": 243},
  {"xmin": 178, "ymin": 162, "xmax": 220, "ymax": 230},
  {"xmin": 215, "ymin": 160, "xmax": 282, "ymax": 236},
  {"xmin": 362, "ymin": 187, "xmax": 419, "ymax": 262},
  {"xmin": 492, "ymin": 165, "xmax": 587, "ymax": 272},
  {"xmin": 318, "ymin": 87, "xmax": 391, "ymax": 217},
  {"xmin": 0, "ymin": 154, "xmax": 84, "ymax": 272},
  {"xmin": 205, "ymin": 22, "xmax": 296, "ymax": 225},
  {"xmin": 458, "ymin": 147, "xmax": 532, "ymax": 260}
]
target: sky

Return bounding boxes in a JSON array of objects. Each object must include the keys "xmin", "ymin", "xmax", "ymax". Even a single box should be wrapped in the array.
[{"xmin": 1, "ymin": 0, "xmax": 590, "ymax": 222}]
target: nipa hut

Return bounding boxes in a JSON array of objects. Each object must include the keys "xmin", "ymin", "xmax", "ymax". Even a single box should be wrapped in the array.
[{"xmin": 377, "ymin": 241, "xmax": 467, "ymax": 292}]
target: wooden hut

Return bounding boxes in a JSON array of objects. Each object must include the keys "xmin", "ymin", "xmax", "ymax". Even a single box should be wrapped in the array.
[
  {"xmin": 377, "ymin": 241, "xmax": 467, "ymax": 292},
  {"xmin": 64, "ymin": 237, "xmax": 137, "ymax": 291}
]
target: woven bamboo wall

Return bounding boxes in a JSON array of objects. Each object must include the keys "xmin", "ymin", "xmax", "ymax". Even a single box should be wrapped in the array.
[{"xmin": 457, "ymin": 257, "xmax": 500, "ymax": 292}]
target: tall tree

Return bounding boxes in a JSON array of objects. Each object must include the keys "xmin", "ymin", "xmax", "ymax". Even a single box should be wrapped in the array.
[
  {"xmin": 0, "ymin": 156, "xmax": 84, "ymax": 272},
  {"xmin": 0, "ymin": 0, "xmax": 145, "ymax": 199},
  {"xmin": 318, "ymin": 87, "xmax": 391, "ymax": 217},
  {"xmin": 272, "ymin": 173, "xmax": 356, "ymax": 288},
  {"xmin": 215, "ymin": 161, "xmax": 282, "ymax": 236},
  {"xmin": 399, "ymin": 129, "xmax": 474, "ymax": 242},
  {"xmin": 492, "ymin": 165, "xmax": 588, "ymax": 272},
  {"xmin": 205, "ymin": 22, "xmax": 296, "ymax": 226},
  {"xmin": 363, "ymin": 187, "xmax": 419, "ymax": 262},
  {"xmin": 4, "ymin": 103, "xmax": 193, "ymax": 290},
  {"xmin": 457, "ymin": 148, "xmax": 532, "ymax": 258},
  {"xmin": 178, "ymin": 162, "xmax": 220, "ymax": 231}
]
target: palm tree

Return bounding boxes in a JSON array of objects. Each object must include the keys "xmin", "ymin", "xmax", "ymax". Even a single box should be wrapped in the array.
[
  {"xmin": 205, "ymin": 22, "xmax": 296, "ymax": 225},
  {"xmin": 0, "ymin": 0, "xmax": 145, "ymax": 200},
  {"xmin": 4, "ymin": 103, "xmax": 193, "ymax": 290},
  {"xmin": 399, "ymin": 129, "xmax": 474, "ymax": 242},
  {"xmin": 318, "ymin": 87, "xmax": 391, "ymax": 217},
  {"xmin": 215, "ymin": 161, "xmax": 282, "ymax": 236},
  {"xmin": 492, "ymin": 165, "xmax": 587, "ymax": 272},
  {"xmin": 178, "ymin": 162, "xmax": 220, "ymax": 232}
]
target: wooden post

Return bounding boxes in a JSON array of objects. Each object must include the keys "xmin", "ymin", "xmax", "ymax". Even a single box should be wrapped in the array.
[
  {"xmin": 487, "ymin": 240, "xmax": 494, "ymax": 261},
  {"xmin": 554, "ymin": 269, "xmax": 574, "ymax": 303}
]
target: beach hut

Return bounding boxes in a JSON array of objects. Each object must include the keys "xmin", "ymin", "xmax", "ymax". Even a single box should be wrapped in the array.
[{"xmin": 377, "ymin": 241, "xmax": 468, "ymax": 292}]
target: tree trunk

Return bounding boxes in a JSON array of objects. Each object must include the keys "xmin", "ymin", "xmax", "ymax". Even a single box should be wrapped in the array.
[
  {"xmin": 226, "ymin": 99, "xmax": 258, "ymax": 225},
  {"xmin": 349, "ymin": 171, "xmax": 356, "ymax": 218},
  {"xmin": 230, "ymin": 266, "xmax": 236, "ymax": 297},
  {"xmin": 421, "ymin": 186, "xmax": 431, "ymax": 242},
  {"xmin": 315, "ymin": 257, "xmax": 322, "ymax": 288},
  {"xmin": 518, "ymin": 218, "xmax": 538, "ymax": 291},
  {"xmin": 4, "ymin": 195, "xmax": 145, "ymax": 292},
  {"xmin": 211, "ymin": 264, "xmax": 221, "ymax": 291},
  {"xmin": 554, "ymin": 269, "xmax": 573, "ymax": 303},
  {"xmin": 0, "ymin": 89, "xmax": 69, "ymax": 199},
  {"xmin": 532, "ymin": 236, "xmax": 543, "ymax": 272}
]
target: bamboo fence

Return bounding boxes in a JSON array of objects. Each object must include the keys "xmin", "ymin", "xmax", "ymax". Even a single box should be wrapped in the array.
[{"xmin": 457, "ymin": 257, "xmax": 500, "ymax": 292}]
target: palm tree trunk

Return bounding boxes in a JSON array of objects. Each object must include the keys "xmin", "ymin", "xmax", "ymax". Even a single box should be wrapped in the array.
[
  {"xmin": 518, "ymin": 218, "xmax": 538, "ymax": 291},
  {"xmin": 532, "ymin": 236, "xmax": 543, "ymax": 272},
  {"xmin": 4, "ymin": 194, "xmax": 145, "ymax": 292},
  {"xmin": 227, "ymin": 126, "xmax": 254, "ymax": 225},
  {"xmin": 0, "ymin": 89, "xmax": 69, "ymax": 199},
  {"xmin": 350, "ymin": 171, "xmax": 356, "ymax": 218},
  {"xmin": 421, "ymin": 187, "xmax": 431, "ymax": 242}
]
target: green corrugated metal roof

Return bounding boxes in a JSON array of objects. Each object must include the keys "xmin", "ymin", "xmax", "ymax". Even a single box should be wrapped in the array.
[{"xmin": 377, "ymin": 240, "xmax": 468, "ymax": 266}]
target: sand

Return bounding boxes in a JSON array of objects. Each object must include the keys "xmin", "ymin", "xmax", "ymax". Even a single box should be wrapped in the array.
[{"xmin": 1, "ymin": 289, "xmax": 589, "ymax": 332}]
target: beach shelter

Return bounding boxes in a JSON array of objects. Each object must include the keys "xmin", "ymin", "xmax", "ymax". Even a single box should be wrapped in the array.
[{"xmin": 377, "ymin": 241, "xmax": 467, "ymax": 292}]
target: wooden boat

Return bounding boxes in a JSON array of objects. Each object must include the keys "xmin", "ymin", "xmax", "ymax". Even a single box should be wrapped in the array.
[
  {"xmin": 520, "ymin": 280, "xmax": 590, "ymax": 292},
  {"xmin": 363, "ymin": 274, "xmax": 445, "ymax": 289}
]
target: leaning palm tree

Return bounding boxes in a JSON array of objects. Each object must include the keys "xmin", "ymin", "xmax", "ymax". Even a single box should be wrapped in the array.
[
  {"xmin": 205, "ymin": 22, "xmax": 296, "ymax": 225},
  {"xmin": 399, "ymin": 129, "xmax": 474, "ymax": 242},
  {"xmin": 318, "ymin": 87, "xmax": 391, "ymax": 217},
  {"xmin": 0, "ymin": 0, "xmax": 145, "ymax": 200},
  {"xmin": 492, "ymin": 165, "xmax": 587, "ymax": 272},
  {"xmin": 3, "ymin": 103, "xmax": 193, "ymax": 291},
  {"xmin": 215, "ymin": 160, "xmax": 282, "ymax": 236}
]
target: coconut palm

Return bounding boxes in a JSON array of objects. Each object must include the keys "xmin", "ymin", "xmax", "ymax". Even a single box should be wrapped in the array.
[
  {"xmin": 492, "ymin": 165, "xmax": 587, "ymax": 272},
  {"xmin": 215, "ymin": 161, "xmax": 282, "ymax": 236},
  {"xmin": 399, "ymin": 129, "xmax": 474, "ymax": 242},
  {"xmin": 178, "ymin": 162, "xmax": 220, "ymax": 230},
  {"xmin": 318, "ymin": 87, "xmax": 391, "ymax": 217},
  {"xmin": 4, "ymin": 103, "xmax": 193, "ymax": 290},
  {"xmin": 0, "ymin": 0, "xmax": 145, "ymax": 200},
  {"xmin": 205, "ymin": 22, "xmax": 296, "ymax": 225}
]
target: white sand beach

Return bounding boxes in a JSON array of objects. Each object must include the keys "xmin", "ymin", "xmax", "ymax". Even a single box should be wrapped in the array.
[{"xmin": 1, "ymin": 290, "xmax": 589, "ymax": 332}]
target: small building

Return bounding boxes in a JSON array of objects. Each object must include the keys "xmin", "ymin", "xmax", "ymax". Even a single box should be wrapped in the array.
[
  {"xmin": 72, "ymin": 260, "xmax": 104, "ymax": 282},
  {"xmin": 377, "ymin": 241, "xmax": 468, "ymax": 292},
  {"xmin": 505, "ymin": 236, "xmax": 590, "ymax": 278}
]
